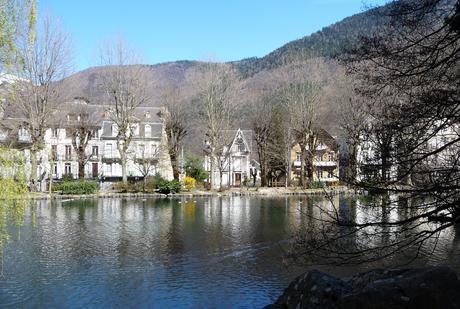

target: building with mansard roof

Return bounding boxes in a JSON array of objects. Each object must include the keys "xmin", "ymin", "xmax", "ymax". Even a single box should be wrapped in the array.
[{"xmin": 0, "ymin": 97, "xmax": 173, "ymax": 190}]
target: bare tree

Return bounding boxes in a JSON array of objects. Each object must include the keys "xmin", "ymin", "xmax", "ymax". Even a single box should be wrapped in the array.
[
  {"xmin": 98, "ymin": 37, "xmax": 149, "ymax": 184},
  {"xmin": 277, "ymin": 60, "xmax": 323, "ymax": 187},
  {"xmin": 250, "ymin": 96, "xmax": 275, "ymax": 187},
  {"xmin": 133, "ymin": 144, "xmax": 159, "ymax": 191},
  {"xmin": 64, "ymin": 99, "xmax": 99, "ymax": 179},
  {"xmin": 10, "ymin": 14, "xmax": 72, "ymax": 189},
  {"xmin": 191, "ymin": 62, "xmax": 240, "ymax": 189},
  {"xmin": 338, "ymin": 83, "xmax": 369, "ymax": 182},
  {"xmin": 160, "ymin": 85, "xmax": 189, "ymax": 180},
  {"xmin": 289, "ymin": 0, "xmax": 460, "ymax": 266}
]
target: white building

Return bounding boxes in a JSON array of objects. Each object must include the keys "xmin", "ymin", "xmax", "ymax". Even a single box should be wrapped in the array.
[
  {"xmin": 0, "ymin": 98, "xmax": 173, "ymax": 189},
  {"xmin": 204, "ymin": 129, "xmax": 258, "ymax": 188},
  {"xmin": 355, "ymin": 119, "xmax": 459, "ymax": 183}
]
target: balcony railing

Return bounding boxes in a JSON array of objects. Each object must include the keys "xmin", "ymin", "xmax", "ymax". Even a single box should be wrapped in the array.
[
  {"xmin": 293, "ymin": 160, "xmax": 338, "ymax": 167},
  {"xmin": 102, "ymin": 152, "xmax": 121, "ymax": 160},
  {"xmin": 18, "ymin": 135, "xmax": 32, "ymax": 143},
  {"xmin": 313, "ymin": 161, "xmax": 337, "ymax": 167}
]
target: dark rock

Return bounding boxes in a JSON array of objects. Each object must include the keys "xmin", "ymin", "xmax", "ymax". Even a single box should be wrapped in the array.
[{"xmin": 265, "ymin": 266, "xmax": 460, "ymax": 309}]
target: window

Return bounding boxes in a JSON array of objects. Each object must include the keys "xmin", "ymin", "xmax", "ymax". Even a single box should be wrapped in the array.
[
  {"xmin": 138, "ymin": 144, "xmax": 145, "ymax": 156},
  {"xmin": 53, "ymin": 163, "xmax": 57, "ymax": 176},
  {"xmin": 65, "ymin": 145, "xmax": 72, "ymax": 160},
  {"xmin": 133, "ymin": 124, "xmax": 139, "ymax": 136},
  {"xmin": 105, "ymin": 163, "xmax": 112, "ymax": 175},
  {"xmin": 328, "ymin": 152, "xmax": 334, "ymax": 161},
  {"xmin": 145, "ymin": 124, "xmax": 151, "ymax": 138},
  {"xmin": 112, "ymin": 124, "xmax": 118, "ymax": 136},
  {"xmin": 92, "ymin": 146, "xmax": 98, "ymax": 156},
  {"xmin": 328, "ymin": 170, "xmax": 334, "ymax": 178},
  {"xmin": 152, "ymin": 144, "xmax": 157, "ymax": 156},
  {"xmin": 296, "ymin": 153, "xmax": 301, "ymax": 162},
  {"xmin": 51, "ymin": 145, "xmax": 57, "ymax": 161},
  {"xmin": 236, "ymin": 137, "xmax": 245, "ymax": 152},
  {"xmin": 64, "ymin": 163, "xmax": 72, "ymax": 175},
  {"xmin": 51, "ymin": 128, "xmax": 58, "ymax": 138},
  {"xmin": 319, "ymin": 170, "xmax": 323, "ymax": 178},
  {"xmin": 105, "ymin": 143, "xmax": 112, "ymax": 157},
  {"xmin": 93, "ymin": 129, "xmax": 99, "ymax": 139}
]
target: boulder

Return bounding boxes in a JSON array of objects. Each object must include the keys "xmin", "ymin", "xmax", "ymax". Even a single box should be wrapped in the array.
[{"xmin": 265, "ymin": 266, "xmax": 460, "ymax": 309}]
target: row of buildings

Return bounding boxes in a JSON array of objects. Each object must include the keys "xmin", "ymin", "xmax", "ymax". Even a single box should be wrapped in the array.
[{"xmin": 0, "ymin": 97, "xmax": 342, "ymax": 190}]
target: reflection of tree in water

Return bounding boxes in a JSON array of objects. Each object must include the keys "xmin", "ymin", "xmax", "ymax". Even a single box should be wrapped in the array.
[{"xmin": 0, "ymin": 199, "xmax": 27, "ymax": 274}]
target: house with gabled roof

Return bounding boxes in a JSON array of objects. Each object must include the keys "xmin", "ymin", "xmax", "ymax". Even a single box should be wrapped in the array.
[{"xmin": 204, "ymin": 128, "xmax": 259, "ymax": 188}]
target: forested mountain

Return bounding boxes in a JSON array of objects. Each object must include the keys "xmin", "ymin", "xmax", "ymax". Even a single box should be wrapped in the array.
[
  {"xmin": 60, "ymin": 2, "xmax": 392, "ymax": 105},
  {"xmin": 234, "ymin": 5, "xmax": 388, "ymax": 77}
]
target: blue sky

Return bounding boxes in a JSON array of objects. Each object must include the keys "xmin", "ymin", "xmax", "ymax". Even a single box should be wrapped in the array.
[{"xmin": 38, "ymin": 0, "xmax": 390, "ymax": 71}]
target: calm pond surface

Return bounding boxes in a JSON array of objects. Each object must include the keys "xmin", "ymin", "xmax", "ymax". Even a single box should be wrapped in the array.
[{"xmin": 0, "ymin": 195, "xmax": 459, "ymax": 308}]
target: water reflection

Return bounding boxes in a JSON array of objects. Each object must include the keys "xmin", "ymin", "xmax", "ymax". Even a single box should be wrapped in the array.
[{"xmin": 0, "ymin": 196, "xmax": 459, "ymax": 308}]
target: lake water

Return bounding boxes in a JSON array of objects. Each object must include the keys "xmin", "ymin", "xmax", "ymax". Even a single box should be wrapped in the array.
[{"xmin": 0, "ymin": 196, "xmax": 459, "ymax": 308}]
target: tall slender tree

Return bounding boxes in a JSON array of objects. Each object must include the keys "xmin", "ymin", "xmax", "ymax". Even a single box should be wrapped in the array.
[
  {"xmin": 98, "ymin": 37, "xmax": 149, "ymax": 184},
  {"xmin": 11, "ymin": 14, "xmax": 71, "ymax": 189},
  {"xmin": 160, "ymin": 85, "xmax": 189, "ymax": 180},
  {"xmin": 191, "ymin": 62, "xmax": 240, "ymax": 189}
]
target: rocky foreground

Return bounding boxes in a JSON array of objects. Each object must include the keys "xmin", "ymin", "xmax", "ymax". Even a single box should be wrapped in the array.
[{"xmin": 265, "ymin": 266, "xmax": 460, "ymax": 309}]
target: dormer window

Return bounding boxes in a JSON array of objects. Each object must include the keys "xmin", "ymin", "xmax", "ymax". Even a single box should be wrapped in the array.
[
  {"xmin": 237, "ymin": 137, "xmax": 245, "ymax": 152},
  {"xmin": 145, "ymin": 124, "xmax": 151, "ymax": 137},
  {"xmin": 145, "ymin": 112, "xmax": 151, "ymax": 119},
  {"xmin": 133, "ymin": 124, "xmax": 140, "ymax": 136},
  {"xmin": 51, "ymin": 128, "xmax": 58, "ymax": 138}
]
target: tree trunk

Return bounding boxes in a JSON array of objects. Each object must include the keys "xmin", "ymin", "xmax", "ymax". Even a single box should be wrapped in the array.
[
  {"xmin": 260, "ymin": 157, "xmax": 268, "ymax": 187},
  {"xmin": 219, "ymin": 170, "xmax": 224, "ymax": 191},
  {"xmin": 121, "ymin": 155, "xmax": 128, "ymax": 184},
  {"xmin": 170, "ymin": 152, "xmax": 179, "ymax": 180},
  {"xmin": 30, "ymin": 149, "xmax": 38, "ymax": 192},
  {"xmin": 78, "ymin": 154, "xmax": 85, "ymax": 180},
  {"xmin": 209, "ymin": 152, "xmax": 215, "ymax": 190},
  {"xmin": 300, "ymin": 145, "xmax": 308, "ymax": 188}
]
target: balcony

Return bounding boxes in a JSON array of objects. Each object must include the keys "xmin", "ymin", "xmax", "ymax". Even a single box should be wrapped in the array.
[
  {"xmin": 313, "ymin": 161, "xmax": 337, "ymax": 167},
  {"xmin": 18, "ymin": 134, "xmax": 32, "ymax": 143},
  {"xmin": 102, "ymin": 152, "xmax": 121, "ymax": 163},
  {"xmin": 88, "ymin": 154, "xmax": 102, "ymax": 161}
]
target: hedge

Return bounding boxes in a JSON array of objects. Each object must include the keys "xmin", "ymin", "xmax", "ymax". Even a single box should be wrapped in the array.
[{"xmin": 53, "ymin": 181, "xmax": 99, "ymax": 195}]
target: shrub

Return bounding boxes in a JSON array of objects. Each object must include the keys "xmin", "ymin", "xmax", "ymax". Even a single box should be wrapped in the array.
[
  {"xmin": 156, "ymin": 178, "xmax": 181, "ymax": 194},
  {"xmin": 309, "ymin": 181, "xmax": 325, "ymax": 189},
  {"xmin": 61, "ymin": 174, "xmax": 74, "ymax": 182},
  {"xmin": 185, "ymin": 154, "xmax": 208, "ymax": 182},
  {"xmin": 183, "ymin": 176, "xmax": 196, "ymax": 190},
  {"xmin": 143, "ymin": 175, "xmax": 158, "ymax": 193},
  {"xmin": 53, "ymin": 181, "xmax": 98, "ymax": 195},
  {"xmin": 113, "ymin": 181, "xmax": 137, "ymax": 193}
]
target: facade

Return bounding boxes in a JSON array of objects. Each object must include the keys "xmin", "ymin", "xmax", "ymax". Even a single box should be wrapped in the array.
[
  {"xmin": 204, "ymin": 129, "xmax": 258, "ymax": 188},
  {"xmin": 289, "ymin": 128, "xmax": 340, "ymax": 185},
  {"xmin": 355, "ymin": 120, "xmax": 459, "ymax": 183},
  {"xmin": 0, "ymin": 98, "xmax": 173, "ymax": 189}
]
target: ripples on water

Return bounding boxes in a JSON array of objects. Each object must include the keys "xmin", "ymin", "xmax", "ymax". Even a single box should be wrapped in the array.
[{"xmin": 0, "ymin": 196, "xmax": 459, "ymax": 308}]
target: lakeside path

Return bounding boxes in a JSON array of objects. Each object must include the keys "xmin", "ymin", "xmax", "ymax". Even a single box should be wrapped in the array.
[{"xmin": 13, "ymin": 186, "xmax": 356, "ymax": 200}]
